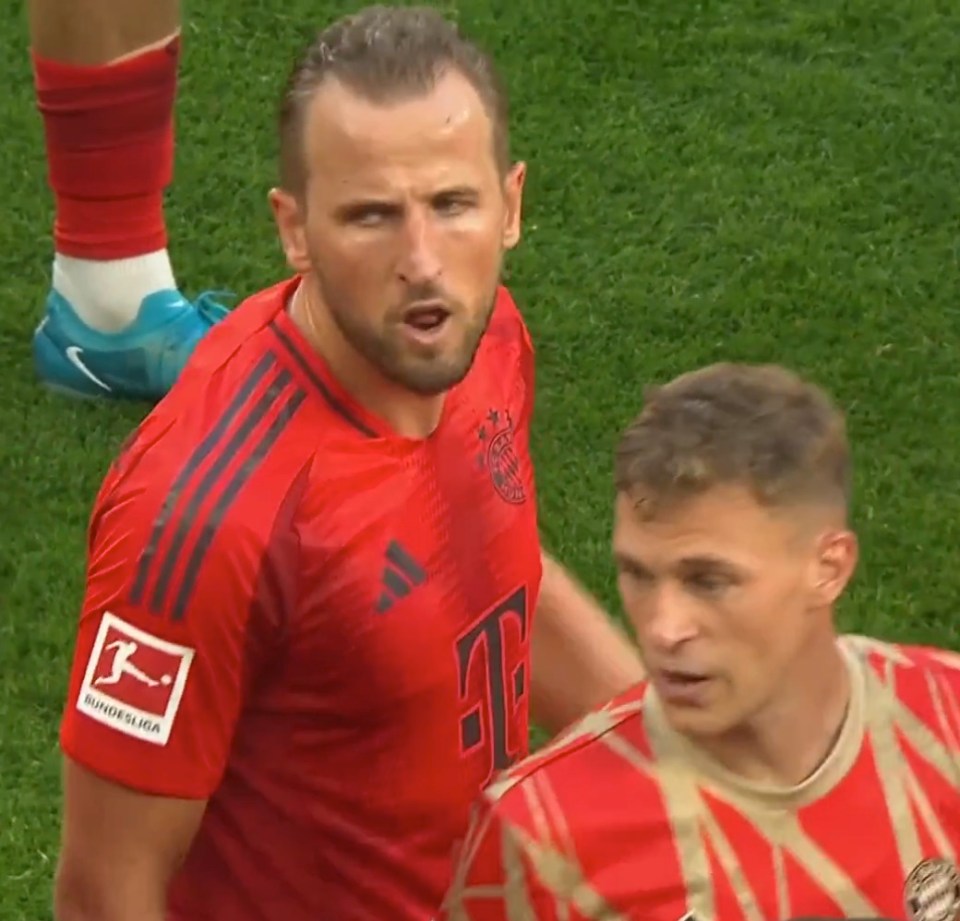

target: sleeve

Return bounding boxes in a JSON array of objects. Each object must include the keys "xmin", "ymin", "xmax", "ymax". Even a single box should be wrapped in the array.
[
  {"xmin": 59, "ymin": 460, "xmax": 294, "ymax": 800},
  {"xmin": 439, "ymin": 787, "xmax": 564, "ymax": 921}
]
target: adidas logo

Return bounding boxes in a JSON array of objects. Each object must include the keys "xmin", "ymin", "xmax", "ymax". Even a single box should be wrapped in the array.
[{"xmin": 375, "ymin": 540, "xmax": 427, "ymax": 613}]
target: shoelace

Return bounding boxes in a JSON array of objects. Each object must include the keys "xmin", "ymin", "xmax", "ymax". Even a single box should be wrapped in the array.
[{"xmin": 192, "ymin": 290, "xmax": 235, "ymax": 323}]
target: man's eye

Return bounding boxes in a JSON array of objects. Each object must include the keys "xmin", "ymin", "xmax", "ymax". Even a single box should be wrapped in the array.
[
  {"xmin": 434, "ymin": 197, "xmax": 471, "ymax": 215},
  {"xmin": 688, "ymin": 573, "xmax": 731, "ymax": 593},
  {"xmin": 620, "ymin": 565, "xmax": 653, "ymax": 584},
  {"xmin": 353, "ymin": 207, "xmax": 391, "ymax": 225}
]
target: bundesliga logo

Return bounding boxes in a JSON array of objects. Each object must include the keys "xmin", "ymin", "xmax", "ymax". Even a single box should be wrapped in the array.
[{"xmin": 76, "ymin": 611, "xmax": 195, "ymax": 746}]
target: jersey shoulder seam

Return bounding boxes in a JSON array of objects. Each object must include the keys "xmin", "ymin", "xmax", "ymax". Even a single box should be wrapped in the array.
[{"xmin": 485, "ymin": 687, "xmax": 649, "ymax": 807}]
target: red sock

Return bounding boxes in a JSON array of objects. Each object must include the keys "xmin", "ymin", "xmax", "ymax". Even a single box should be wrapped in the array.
[{"xmin": 32, "ymin": 37, "xmax": 179, "ymax": 261}]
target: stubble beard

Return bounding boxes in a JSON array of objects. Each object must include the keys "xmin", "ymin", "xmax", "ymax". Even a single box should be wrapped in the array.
[{"xmin": 321, "ymin": 281, "xmax": 499, "ymax": 397}]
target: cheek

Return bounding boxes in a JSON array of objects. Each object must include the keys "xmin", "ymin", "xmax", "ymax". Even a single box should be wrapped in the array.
[
  {"xmin": 308, "ymin": 227, "xmax": 388, "ymax": 302},
  {"xmin": 618, "ymin": 587, "xmax": 644, "ymax": 638},
  {"xmin": 726, "ymin": 579, "xmax": 808, "ymax": 668},
  {"xmin": 441, "ymin": 218, "xmax": 504, "ymax": 285},
  {"xmin": 305, "ymin": 220, "xmax": 358, "ymax": 273}
]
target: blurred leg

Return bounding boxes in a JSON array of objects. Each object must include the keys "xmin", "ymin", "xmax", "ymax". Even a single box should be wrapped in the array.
[{"xmin": 29, "ymin": 0, "xmax": 228, "ymax": 401}]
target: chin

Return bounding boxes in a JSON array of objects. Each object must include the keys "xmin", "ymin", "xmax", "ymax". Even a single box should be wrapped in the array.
[
  {"xmin": 387, "ymin": 361, "xmax": 469, "ymax": 397},
  {"xmin": 395, "ymin": 349, "xmax": 478, "ymax": 395},
  {"xmin": 661, "ymin": 703, "xmax": 735, "ymax": 739},
  {"xmin": 415, "ymin": 369, "xmax": 472, "ymax": 396}
]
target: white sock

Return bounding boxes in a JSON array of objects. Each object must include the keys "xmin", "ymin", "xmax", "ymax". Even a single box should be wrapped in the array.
[{"xmin": 53, "ymin": 250, "xmax": 178, "ymax": 333}]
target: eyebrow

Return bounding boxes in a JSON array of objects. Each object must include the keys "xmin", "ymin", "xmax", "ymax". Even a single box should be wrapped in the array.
[
  {"xmin": 613, "ymin": 552, "xmax": 649, "ymax": 572},
  {"xmin": 334, "ymin": 184, "xmax": 481, "ymax": 214},
  {"xmin": 333, "ymin": 197, "xmax": 402, "ymax": 221},
  {"xmin": 433, "ymin": 185, "xmax": 480, "ymax": 200},
  {"xmin": 676, "ymin": 555, "xmax": 740, "ymax": 571},
  {"xmin": 613, "ymin": 552, "xmax": 741, "ymax": 573}
]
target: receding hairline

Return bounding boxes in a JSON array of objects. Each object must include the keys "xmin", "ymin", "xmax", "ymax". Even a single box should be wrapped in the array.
[
  {"xmin": 276, "ymin": 11, "xmax": 512, "ymax": 195},
  {"xmin": 323, "ymin": 67, "xmax": 499, "ymax": 144},
  {"xmin": 280, "ymin": 66, "xmax": 511, "ymax": 197}
]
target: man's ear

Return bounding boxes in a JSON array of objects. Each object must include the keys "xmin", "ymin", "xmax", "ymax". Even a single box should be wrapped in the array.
[
  {"xmin": 810, "ymin": 528, "xmax": 858, "ymax": 607},
  {"xmin": 501, "ymin": 161, "xmax": 526, "ymax": 250},
  {"xmin": 268, "ymin": 187, "xmax": 311, "ymax": 274}
]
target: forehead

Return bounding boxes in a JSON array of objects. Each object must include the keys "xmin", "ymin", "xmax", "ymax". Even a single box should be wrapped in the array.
[
  {"xmin": 612, "ymin": 486, "xmax": 798, "ymax": 564},
  {"xmin": 301, "ymin": 70, "xmax": 498, "ymax": 192}
]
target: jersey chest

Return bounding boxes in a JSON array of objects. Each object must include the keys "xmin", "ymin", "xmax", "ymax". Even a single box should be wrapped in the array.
[
  {"xmin": 584, "ymin": 740, "xmax": 960, "ymax": 921},
  {"xmin": 276, "ymin": 388, "xmax": 541, "ymax": 793}
]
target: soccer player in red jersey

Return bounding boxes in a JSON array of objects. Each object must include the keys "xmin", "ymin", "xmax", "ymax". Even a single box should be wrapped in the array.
[
  {"xmin": 441, "ymin": 363, "xmax": 960, "ymax": 921},
  {"xmin": 52, "ymin": 7, "xmax": 645, "ymax": 921}
]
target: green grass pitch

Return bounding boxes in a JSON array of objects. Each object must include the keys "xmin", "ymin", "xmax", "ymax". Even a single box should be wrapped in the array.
[{"xmin": 2, "ymin": 0, "xmax": 960, "ymax": 916}]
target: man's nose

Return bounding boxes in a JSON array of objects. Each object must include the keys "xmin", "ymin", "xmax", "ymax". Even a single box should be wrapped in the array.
[
  {"xmin": 642, "ymin": 584, "xmax": 700, "ymax": 653},
  {"xmin": 397, "ymin": 207, "xmax": 442, "ymax": 287}
]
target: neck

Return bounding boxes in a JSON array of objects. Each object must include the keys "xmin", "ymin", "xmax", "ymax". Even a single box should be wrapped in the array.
[
  {"xmin": 697, "ymin": 631, "xmax": 851, "ymax": 788},
  {"xmin": 291, "ymin": 277, "xmax": 444, "ymax": 439}
]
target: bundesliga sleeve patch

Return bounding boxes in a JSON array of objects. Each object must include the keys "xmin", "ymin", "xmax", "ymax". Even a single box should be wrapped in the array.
[{"xmin": 76, "ymin": 612, "xmax": 195, "ymax": 746}]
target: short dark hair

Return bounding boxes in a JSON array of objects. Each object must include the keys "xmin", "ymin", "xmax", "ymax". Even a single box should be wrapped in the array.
[
  {"xmin": 614, "ymin": 363, "xmax": 852, "ymax": 517},
  {"xmin": 278, "ymin": 5, "xmax": 511, "ymax": 193}
]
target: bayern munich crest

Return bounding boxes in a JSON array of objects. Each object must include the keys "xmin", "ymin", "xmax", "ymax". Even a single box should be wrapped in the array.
[
  {"xmin": 476, "ymin": 408, "xmax": 526, "ymax": 505},
  {"xmin": 905, "ymin": 857, "xmax": 960, "ymax": 921}
]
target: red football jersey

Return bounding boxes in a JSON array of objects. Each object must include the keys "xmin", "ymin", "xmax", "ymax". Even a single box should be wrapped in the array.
[
  {"xmin": 441, "ymin": 636, "xmax": 960, "ymax": 921},
  {"xmin": 60, "ymin": 276, "xmax": 543, "ymax": 920}
]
